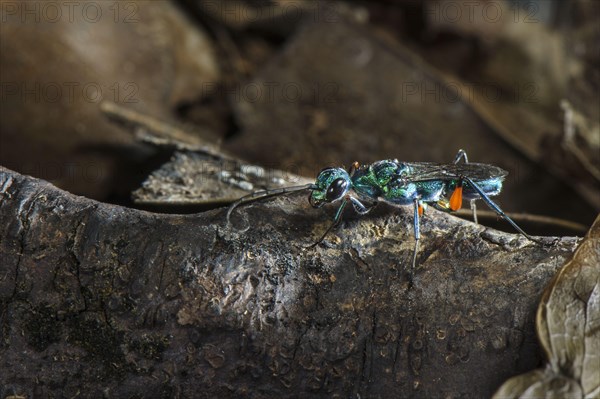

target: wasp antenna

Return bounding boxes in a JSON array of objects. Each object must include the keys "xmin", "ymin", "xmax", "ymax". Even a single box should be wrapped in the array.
[{"xmin": 226, "ymin": 183, "xmax": 316, "ymax": 226}]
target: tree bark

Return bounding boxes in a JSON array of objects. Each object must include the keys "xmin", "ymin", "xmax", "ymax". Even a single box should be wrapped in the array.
[{"xmin": 0, "ymin": 167, "xmax": 579, "ymax": 398}]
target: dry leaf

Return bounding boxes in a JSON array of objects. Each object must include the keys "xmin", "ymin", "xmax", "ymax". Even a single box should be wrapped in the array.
[{"xmin": 494, "ymin": 214, "xmax": 600, "ymax": 398}]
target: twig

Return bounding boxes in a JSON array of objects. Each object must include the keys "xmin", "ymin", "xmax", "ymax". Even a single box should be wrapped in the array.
[{"xmin": 100, "ymin": 101, "xmax": 233, "ymax": 159}]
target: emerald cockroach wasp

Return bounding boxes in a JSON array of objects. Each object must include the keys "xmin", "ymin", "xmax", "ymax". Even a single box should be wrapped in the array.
[{"xmin": 227, "ymin": 150, "xmax": 544, "ymax": 283}]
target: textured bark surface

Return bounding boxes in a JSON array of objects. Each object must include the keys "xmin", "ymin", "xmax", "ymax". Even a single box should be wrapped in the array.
[{"xmin": 0, "ymin": 167, "xmax": 580, "ymax": 398}]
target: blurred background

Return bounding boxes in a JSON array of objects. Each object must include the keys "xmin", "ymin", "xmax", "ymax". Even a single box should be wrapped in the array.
[{"xmin": 1, "ymin": 0, "xmax": 598, "ymax": 233}]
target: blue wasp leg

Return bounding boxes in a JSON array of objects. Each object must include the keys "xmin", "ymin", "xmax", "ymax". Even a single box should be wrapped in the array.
[
  {"xmin": 410, "ymin": 198, "xmax": 421, "ymax": 286},
  {"xmin": 349, "ymin": 196, "xmax": 376, "ymax": 215},
  {"xmin": 463, "ymin": 177, "xmax": 543, "ymax": 244},
  {"xmin": 307, "ymin": 198, "xmax": 349, "ymax": 248},
  {"xmin": 470, "ymin": 200, "xmax": 478, "ymax": 224},
  {"xmin": 453, "ymin": 149, "xmax": 478, "ymax": 223},
  {"xmin": 453, "ymin": 149, "xmax": 469, "ymax": 164}
]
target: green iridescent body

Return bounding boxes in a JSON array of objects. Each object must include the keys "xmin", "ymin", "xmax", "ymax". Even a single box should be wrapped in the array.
[
  {"xmin": 228, "ymin": 150, "xmax": 541, "ymax": 285},
  {"xmin": 303, "ymin": 152, "xmax": 542, "ymax": 284},
  {"xmin": 310, "ymin": 159, "xmax": 506, "ymax": 209}
]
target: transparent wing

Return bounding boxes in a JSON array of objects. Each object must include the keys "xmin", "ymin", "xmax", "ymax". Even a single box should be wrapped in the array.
[{"xmin": 400, "ymin": 162, "xmax": 508, "ymax": 182}]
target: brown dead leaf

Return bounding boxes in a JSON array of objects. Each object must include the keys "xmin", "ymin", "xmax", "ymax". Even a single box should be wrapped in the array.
[
  {"xmin": 0, "ymin": 0, "xmax": 219, "ymax": 199},
  {"xmin": 493, "ymin": 214, "xmax": 600, "ymax": 398}
]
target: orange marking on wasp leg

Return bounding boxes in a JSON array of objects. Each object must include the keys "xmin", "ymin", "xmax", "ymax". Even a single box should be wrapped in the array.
[
  {"xmin": 418, "ymin": 204, "xmax": 424, "ymax": 216},
  {"xmin": 449, "ymin": 184, "xmax": 463, "ymax": 211}
]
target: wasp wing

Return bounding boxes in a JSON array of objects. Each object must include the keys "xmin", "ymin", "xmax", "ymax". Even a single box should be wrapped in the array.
[{"xmin": 400, "ymin": 162, "xmax": 508, "ymax": 183}]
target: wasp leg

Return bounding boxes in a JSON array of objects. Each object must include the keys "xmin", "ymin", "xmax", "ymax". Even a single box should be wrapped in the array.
[
  {"xmin": 453, "ymin": 149, "xmax": 469, "ymax": 164},
  {"xmin": 470, "ymin": 199, "xmax": 478, "ymax": 224},
  {"xmin": 463, "ymin": 177, "xmax": 544, "ymax": 244},
  {"xmin": 306, "ymin": 198, "xmax": 349, "ymax": 248},
  {"xmin": 349, "ymin": 196, "xmax": 377, "ymax": 215},
  {"xmin": 409, "ymin": 198, "xmax": 421, "ymax": 287}
]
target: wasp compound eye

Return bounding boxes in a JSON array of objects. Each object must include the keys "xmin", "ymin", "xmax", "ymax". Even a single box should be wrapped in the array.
[{"xmin": 325, "ymin": 178, "xmax": 348, "ymax": 201}]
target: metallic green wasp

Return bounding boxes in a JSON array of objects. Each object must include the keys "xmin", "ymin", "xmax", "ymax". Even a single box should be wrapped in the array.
[{"xmin": 227, "ymin": 150, "xmax": 543, "ymax": 283}]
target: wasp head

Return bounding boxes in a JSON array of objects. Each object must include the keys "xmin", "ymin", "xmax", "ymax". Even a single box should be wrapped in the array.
[{"xmin": 309, "ymin": 167, "xmax": 351, "ymax": 208}]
